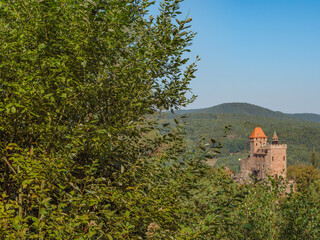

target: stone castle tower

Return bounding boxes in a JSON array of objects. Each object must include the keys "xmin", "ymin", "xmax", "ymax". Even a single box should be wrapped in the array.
[{"xmin": 240, "ymin": 127, "xmax": 287, "ymax": 180}]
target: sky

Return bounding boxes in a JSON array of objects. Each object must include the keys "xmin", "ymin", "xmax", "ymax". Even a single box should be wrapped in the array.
[{"xmin": 152, "ymin": 0, "xmax": 320, "ymax": 114}]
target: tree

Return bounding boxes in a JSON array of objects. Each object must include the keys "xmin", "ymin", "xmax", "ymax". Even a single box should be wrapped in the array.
[
  {"xmin": 0, "ymin": 0, "xmax": 203, "ymax": 238},
  {"xmin": 310, "ymin": 149, "xmax": 319, "ymax": 168},
  {"xmin": 287, "ymin": 165, "xmax": 320, "ymax": 192}
]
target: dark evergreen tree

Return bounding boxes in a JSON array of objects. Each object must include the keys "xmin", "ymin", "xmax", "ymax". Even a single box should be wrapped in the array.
[{"xmin": 310, "ymin": 149, "xmax": 319, "ymax": 168}]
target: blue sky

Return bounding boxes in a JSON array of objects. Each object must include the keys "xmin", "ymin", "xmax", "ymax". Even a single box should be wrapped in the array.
[{"xmin": 154, "ymin": 0, "xmax": 320, "ymax": 114}]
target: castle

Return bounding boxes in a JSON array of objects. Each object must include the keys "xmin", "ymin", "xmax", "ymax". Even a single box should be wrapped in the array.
[{"xmin": 240, "ymin": 127, "xmax": 287, "ymax": 180}]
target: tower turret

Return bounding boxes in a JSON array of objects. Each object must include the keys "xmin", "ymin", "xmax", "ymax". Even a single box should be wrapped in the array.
[
  {"xmin": 272, "ymin": 131, "xmax": 279, "ymax": 145},
  {"xmin": 249, "ymin": 127, "xmax": 267, "ymax": 155}
]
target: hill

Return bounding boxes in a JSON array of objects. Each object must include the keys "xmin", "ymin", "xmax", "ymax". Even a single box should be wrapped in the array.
[
  {"xmin": 180, "ymin": 103, "xmax": 320, "ymax": 122},
  {"xmin": 166, "ymin": 103, "xmax": 320, "ymax": 172}
]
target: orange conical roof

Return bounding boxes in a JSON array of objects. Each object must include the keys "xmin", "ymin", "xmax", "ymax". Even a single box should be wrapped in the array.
[{"xmin": 249, "ymin": 127, "xmax": 267, "ymax": 138}]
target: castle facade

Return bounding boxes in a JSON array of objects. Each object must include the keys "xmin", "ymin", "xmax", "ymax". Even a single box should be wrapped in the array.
[{"xmin": 240, "ymin": 127, "xmax": 287, "ymax": 180}]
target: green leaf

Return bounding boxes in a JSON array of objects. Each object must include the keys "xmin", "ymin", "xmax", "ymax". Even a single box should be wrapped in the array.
[
  {"xmin": 40, "ymin": 209, "xmax": 48, "ymax": 215},
  {"xmin": 243, "ymin": 223, "xmax": 253, "ymax": 230},
  {"xmin": 106, "ymin": 234, "xmax": 113, "ymax": 240},
  {"xmin": 38, "ymin": 43, "xmax": 46, "ymax": 50},
  {"xmin": 125, "ymin": 211, "xmax": 130, "ymax": 217}
]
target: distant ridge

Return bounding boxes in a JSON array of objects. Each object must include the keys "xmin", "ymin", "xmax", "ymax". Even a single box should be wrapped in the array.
[{"xmin": 180, "ymin": 103, "xmax": 320, "ymax": 122}]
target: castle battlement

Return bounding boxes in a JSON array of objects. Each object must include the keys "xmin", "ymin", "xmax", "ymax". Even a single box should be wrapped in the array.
[{"xmin": 266, "ymin": 144, "xmax": 287, "ymax": 149}]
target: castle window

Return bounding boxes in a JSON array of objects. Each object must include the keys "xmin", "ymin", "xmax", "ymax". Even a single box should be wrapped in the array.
[
  {"xmin": 272, "ymin": 157, "xmax": 274, "ymax": 161},
  {"xmin": 283, "ymin": 156, "xmax": 285, "ymax": 161},
  {"xmin": 256, "ymin": 143, "xmax": 257, "ymax": 146}
]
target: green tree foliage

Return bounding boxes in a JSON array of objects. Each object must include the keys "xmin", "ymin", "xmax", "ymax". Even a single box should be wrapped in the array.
[
  {"xmin": 0, "ymin": 0, "xmax": 204, "ymax": 238},
  {"xmin": 278, "ymin": 192, "xmax": 320, "ymax": 239},
  {"xmin": 287, "ymin": 165, "xmax": 320, "ymax": 192},
  {"xmin": 310, "ymin": 149, "xmax": 319, "ymax": 168}
]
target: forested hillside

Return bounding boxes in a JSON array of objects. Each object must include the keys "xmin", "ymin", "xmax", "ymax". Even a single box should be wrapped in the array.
[
  {"xmin": 180, "ymin": 102, "xmax": 320, "ymax": 122},
  {"xmin": 166, "ymin": 103, "xmax": 320, "ymax": 172}
]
